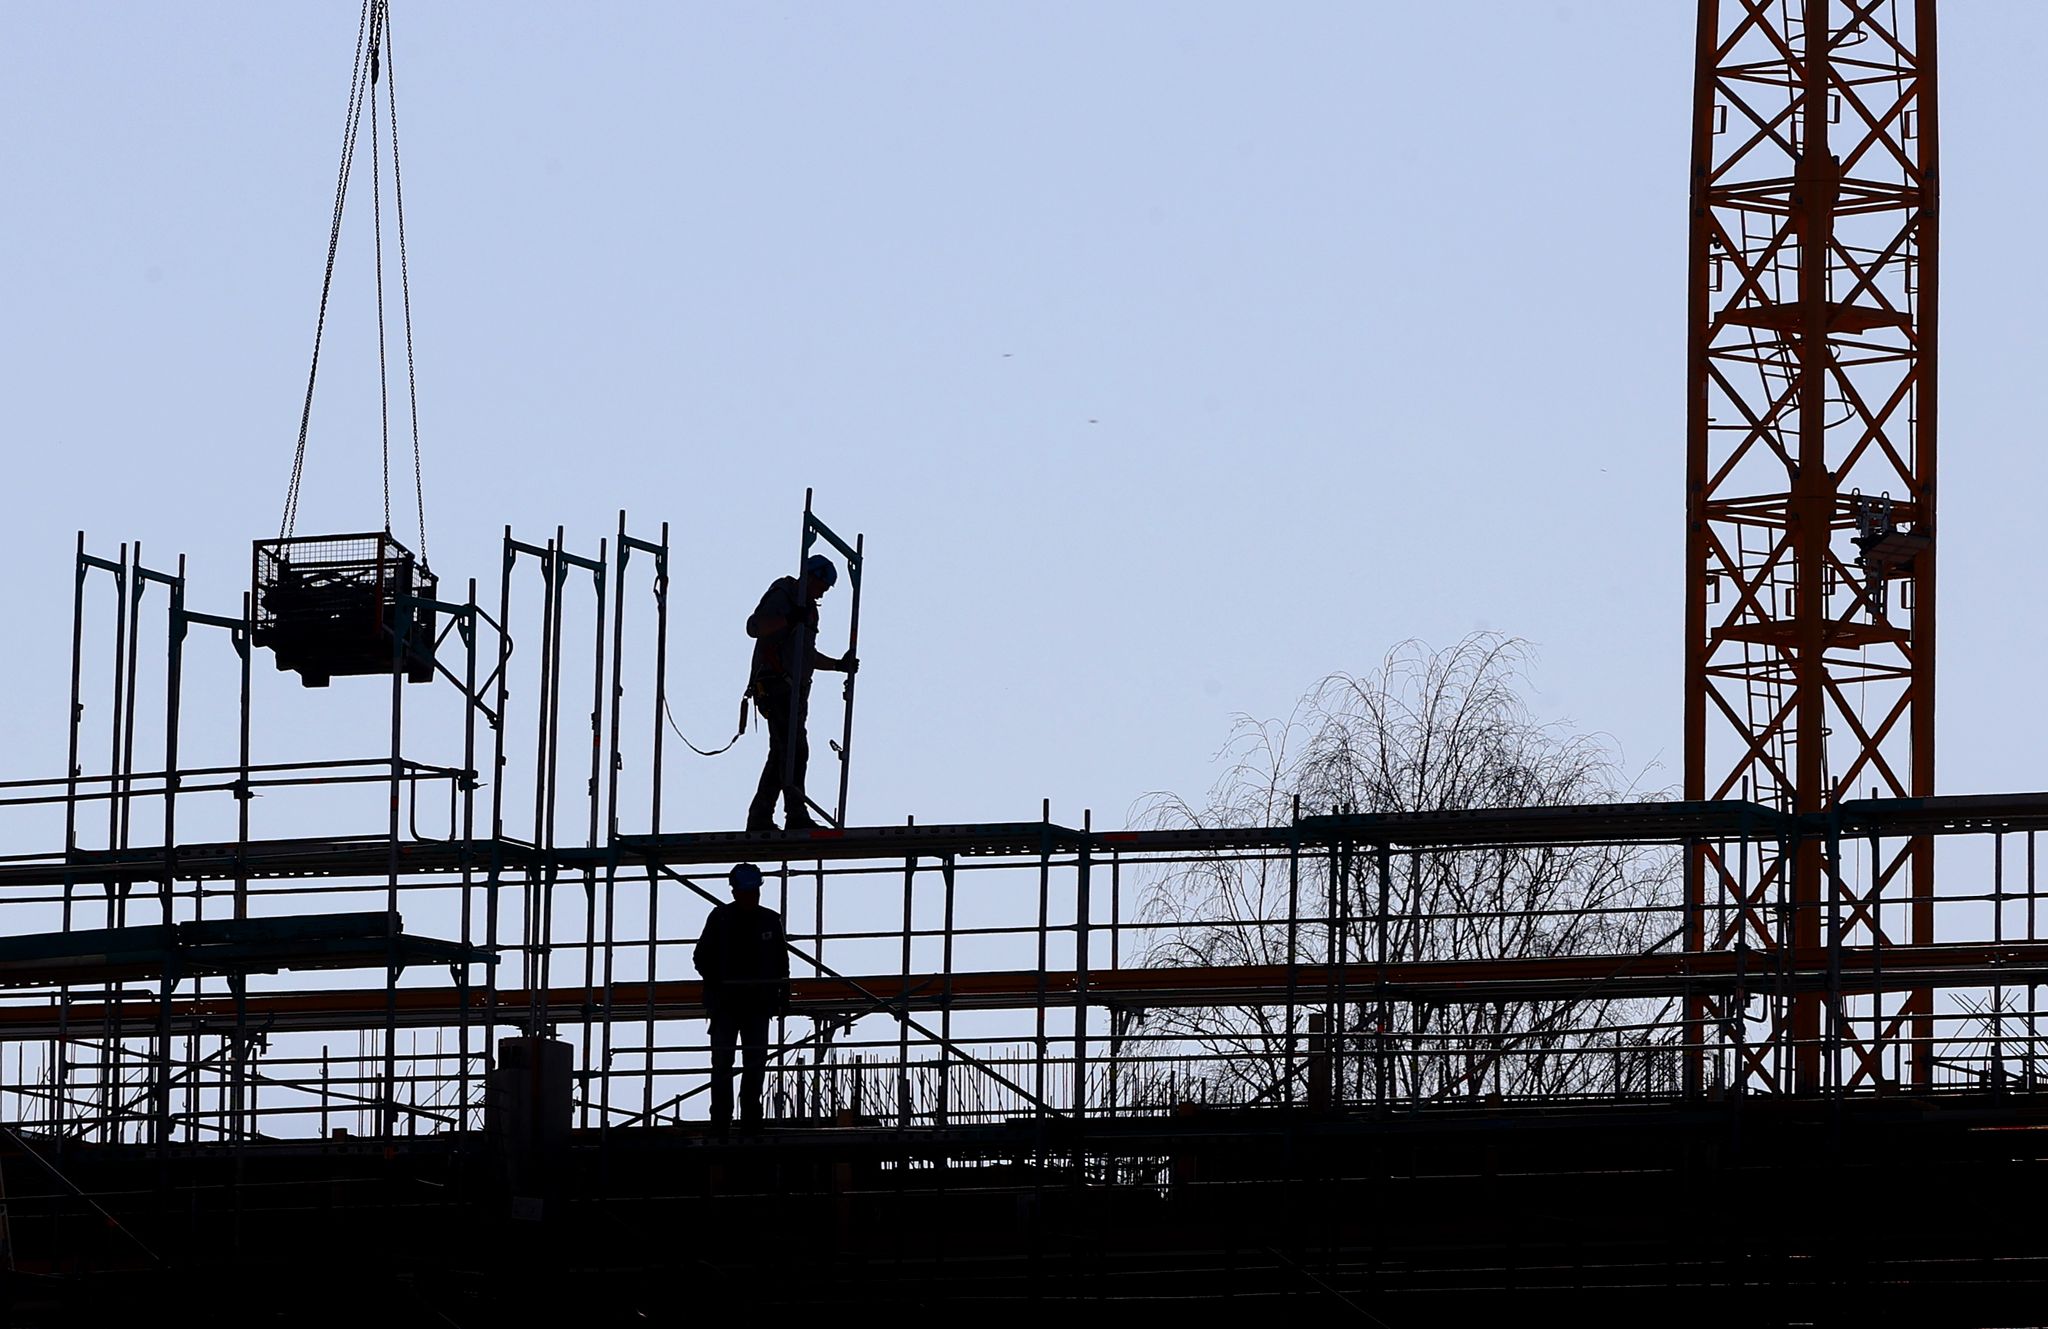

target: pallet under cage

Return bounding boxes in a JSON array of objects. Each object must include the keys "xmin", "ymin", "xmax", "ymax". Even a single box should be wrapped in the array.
[{"xmin": 252, "ymin": 533, "xmax": 437, "ymax": 687}]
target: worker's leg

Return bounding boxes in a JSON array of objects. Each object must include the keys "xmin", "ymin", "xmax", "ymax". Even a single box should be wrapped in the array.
[
  {"xmin": 780, "ymin": 692, "xmax": 812, "ymax": 824},
  {"xmin": 738, "ymin": 1011, "xmax": 771, "ymax": 1129},
  {"xmin": 747, "ymin": 680, "xmax": 791, "ymax": 831},
  {"xmin": 707, "ymin": 1009, "xmax": 738, "ymax": 1127}
]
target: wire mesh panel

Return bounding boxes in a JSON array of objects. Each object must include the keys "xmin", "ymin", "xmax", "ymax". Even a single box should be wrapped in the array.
[{"xmin": 252, "ymin": 532, "xmax": 437, "ymax": 687}]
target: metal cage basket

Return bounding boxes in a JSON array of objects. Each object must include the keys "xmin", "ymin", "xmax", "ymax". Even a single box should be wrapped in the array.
[{"xmin": 252, "ymin": 533, "xmax": 437, "ymax": 687}]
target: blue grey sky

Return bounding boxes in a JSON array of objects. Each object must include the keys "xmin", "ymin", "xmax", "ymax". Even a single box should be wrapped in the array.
[{"xmin": 4, "ymin": 3, "xmax": 2045, "ymax": 846}]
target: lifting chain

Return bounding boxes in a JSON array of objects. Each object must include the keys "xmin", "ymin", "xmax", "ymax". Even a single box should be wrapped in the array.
[{"xmin": 280, "ymin": 0, "xmax": 430, "ymax": 568}]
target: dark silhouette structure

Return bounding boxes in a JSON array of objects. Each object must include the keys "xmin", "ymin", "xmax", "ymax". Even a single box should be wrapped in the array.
[{"xmin": 6, "ymin": 516, "xmax": 2048, "ymax": 1321}]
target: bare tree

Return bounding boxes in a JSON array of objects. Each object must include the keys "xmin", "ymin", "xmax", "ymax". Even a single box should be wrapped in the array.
[{"xmin": 1131, "ymin": 635, "xmax": 1682, "ymax": 1108}]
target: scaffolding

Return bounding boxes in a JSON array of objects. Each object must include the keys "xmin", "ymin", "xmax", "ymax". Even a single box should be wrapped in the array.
[
  {"xmin": 0, "ymin": 517, "xmax": 2040, "ymax": 1319},
  {"xmin": 5, "ymin": 519, "xmax": 2048, "ymax": 1155}
]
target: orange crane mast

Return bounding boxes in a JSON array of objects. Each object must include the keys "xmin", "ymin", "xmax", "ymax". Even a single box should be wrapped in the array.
[{"xmin": 1686, "ymin": 0, "xmax": 1938, "ymax": 1091}]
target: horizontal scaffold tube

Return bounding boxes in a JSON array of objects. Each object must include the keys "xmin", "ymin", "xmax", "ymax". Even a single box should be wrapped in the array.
[
  {"xmin": 14, "ymin": 792, "xmax": 2048, "ymax": 891},
  {"xmin": 4, "ymin": 940, "xmax": 2043, "ymax": 1040}
]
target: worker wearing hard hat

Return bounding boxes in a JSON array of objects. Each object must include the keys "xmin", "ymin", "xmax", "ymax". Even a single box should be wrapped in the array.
[
  {"xmin": 744, "ymin": 553, "xmax": 857, "ymax": 833},
  {"xmin": 694, "ymin": 862, "xmax": 791, "ymax": 1135}
]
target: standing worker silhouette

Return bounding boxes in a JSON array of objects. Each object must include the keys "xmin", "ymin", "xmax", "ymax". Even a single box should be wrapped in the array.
[
  {"xmin": 745, "ymin": 553, "xmax": 857, "ymax": 833},
  {"xmin": 694, "ymin": 862, "xmax": 790, "ymax": 1135}
]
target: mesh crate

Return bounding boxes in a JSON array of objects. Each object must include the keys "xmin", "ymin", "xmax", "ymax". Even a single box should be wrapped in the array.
[{"xmin": 252, "ymin": 533, "xmax": 437, "ymax": 687}]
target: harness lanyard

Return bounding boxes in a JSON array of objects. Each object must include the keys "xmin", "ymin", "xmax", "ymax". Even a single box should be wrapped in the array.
[{"xmin": 661, "ymin": 689, "xmax": 749, "ymax": 758}]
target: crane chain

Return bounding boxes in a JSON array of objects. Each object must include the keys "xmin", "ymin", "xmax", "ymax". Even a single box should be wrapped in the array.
[
  {"xmin": 280, "ymin": 0, "xmax": 375, "ymax": 541},
  {"xmin": 279, "ymin": 0, "xmax": 430, "ymax": 569}
]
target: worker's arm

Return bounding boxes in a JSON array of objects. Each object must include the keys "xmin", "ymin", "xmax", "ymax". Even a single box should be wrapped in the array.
[
  {"xmin": 773, "ymin": 914, "xmax": 791, "ymax": 1015},
  {"xmin": 692, "ymin": 910, "xmax": 722, "ymax": 982},
  {"xmin": 811, "ymin": 649, "xmax": 857, "ymax": 674}
]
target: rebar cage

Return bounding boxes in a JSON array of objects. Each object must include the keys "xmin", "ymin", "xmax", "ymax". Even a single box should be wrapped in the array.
[{"xmin": 252, "ymin": 532, "xmax": 436, "ymax": 687}]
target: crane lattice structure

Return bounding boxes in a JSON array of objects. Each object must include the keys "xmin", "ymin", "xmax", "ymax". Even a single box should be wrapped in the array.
[{"xmin": 1685, "ymin": 0, "xmax": 1937, "ymax": 1092}]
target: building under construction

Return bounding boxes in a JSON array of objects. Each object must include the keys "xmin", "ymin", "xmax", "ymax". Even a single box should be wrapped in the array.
[{"xmin": 5, "ymin": 2, "xmax": 2042, "ymax": 1324}]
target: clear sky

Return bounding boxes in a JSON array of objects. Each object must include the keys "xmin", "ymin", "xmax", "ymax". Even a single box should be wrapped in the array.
[{"xmin": 4, "ymin": 2, "xmax": 2046, "ymax": 849}]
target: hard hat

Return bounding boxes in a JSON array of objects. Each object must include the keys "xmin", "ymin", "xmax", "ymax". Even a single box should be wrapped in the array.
[
  {"xmin": 803, "ymin": 553, "xmax": 838, "ymax": 588},
  {"xmin": 729, "ymin": 862, "xmax": 764, "ymax": 893}
]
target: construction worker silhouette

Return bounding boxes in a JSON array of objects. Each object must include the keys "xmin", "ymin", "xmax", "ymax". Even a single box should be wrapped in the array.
[
  {"xmin": 745, "ymin": 553, "xmax": 857, "ymax": 833},
  {"xmin": 694, "ymin": 862, "xmax": 790, "ymax": 1134}
]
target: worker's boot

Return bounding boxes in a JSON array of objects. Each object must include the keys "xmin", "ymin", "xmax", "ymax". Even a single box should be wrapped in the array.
[
  {"xmin": 783, "ymin": 809, "xmax": 820, "ymax": 832},
  {"xmin": 745, "ymin": 811, "xmax": 776, "ymax": 835}
]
